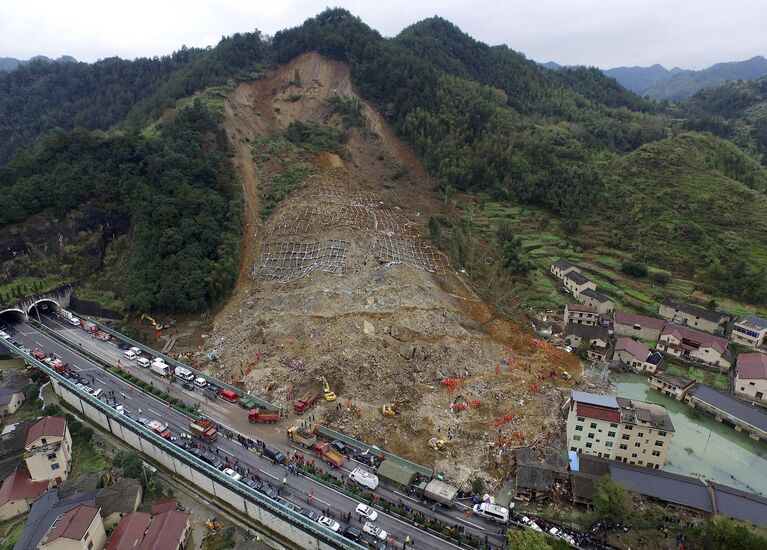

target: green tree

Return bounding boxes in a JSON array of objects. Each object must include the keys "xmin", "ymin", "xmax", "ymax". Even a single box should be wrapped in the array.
[
  {"xmin": 21, "ymin": 383, "xmax": 40, "ymax": 400},
  {"xmin": 507, "ymin": 528, "xmax": 563, "ymax": 549},
  {"xmin": 593, "ymin": 477, "xmax": 629, "ymax": 524},
  {"xmin": 114, "ymin": 450, "xmax": 146, "ymax": 481},
  {"xmin": 696, "ymin": 517, "xmax": 767, "ymax": 550},
  {"xmin": 471, "ymin": 477, "xmax": 484, "ymax": 494}
]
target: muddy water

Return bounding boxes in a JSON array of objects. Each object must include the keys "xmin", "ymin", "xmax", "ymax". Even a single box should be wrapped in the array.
[{"xmin": 613, "ymin": 374, "xmax": 767, "ymax": 496}]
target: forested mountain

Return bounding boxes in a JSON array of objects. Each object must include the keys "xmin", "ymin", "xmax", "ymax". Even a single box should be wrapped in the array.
[
  {"xmin": 606, "ymin": 56, "xmax": 767, "ymax": 100},
  {"xmin": 0, "ymin": 55, "xmax": 76, "ymax": 72},
  {"xmin": 1, "ymin": 8, "xmax": 767, "ymax": 309}
]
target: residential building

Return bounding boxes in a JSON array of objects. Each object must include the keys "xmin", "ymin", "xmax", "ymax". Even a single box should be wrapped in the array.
[
  {"xmin": 0, "ymin": 470, "xmax": 48, "ymax": 520},
  {"xmin": 12, "ymin": 489, "xmax": 100, "ymax": 550},
  {"xmin": 578, "ymin": 288, "xmax": 614, "ymax": 315},
  {"xmin": 659, "ymin": 298, "xmax": 728, "ymax": 334},
  {"xmin": 24, "ymin": 416, "xmax": 72, "ymax": 485},
  {"xmin": 563, "ymin": 323, "xmax": 610, "ymax": 362},
  {"xmin": 550, "ymin": 259, "xmax": 579, "ymax": 280},
  {"xmin": 735, "ymin": 353, "xmax": 767, "ymax": 402},
  {"xmin": 686, "ymin": 384, "xmax": 767, "ymax": 441},
  {"xmin": 0, "ymin": 388, "xmax": 25, "ymax": 416},
  {"xmin": 613, "ymin": 311, "xmax": 666, "ymax": 341},
  {"xmin": 614, "ymin": 337, "xmax": 663, "ymax": 373},
  {"xmin": 138, "ymin": 508, "xmax": 191, "ymax": 550},
  {"xmin": 649, "ymin": 372, "xmax": 695, "ymax": 400},
  {"xmin": 731, "ymin": 315, "xmax": 767, "ymax": 349},
  {"xmin": 38, "ymin": 504, "xmax": 106, "ymax": 550},
  {"xmin": 563, "ymin": 303, "xmax": 599, "ymax": 329},
  {"xmin": 513, "ymin": 448, "xmax": 568, "ymax": 502},
  {"xmin": 612, "ymin": 397, "xmax": 674, "ymax": 469},
  {"xmin": 563, "ymin": 271, "xmax": 597, "ymax": 299},
  {"xmin": 566, "ymin": 391, "xmax": 674, "ymax": 469},
  {"xmin": 105, "ymin": 512, "xmax": 151, "ymax": 550},
  {"xmin": 657, "ymin": 324, "xmax": 731, "ymax": 369},
  {"xmin": 96, "ymin": 477, "xmax": 142, "ymax": 530}
]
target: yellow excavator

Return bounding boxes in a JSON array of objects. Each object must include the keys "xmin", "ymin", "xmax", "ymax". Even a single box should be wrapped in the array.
[
  {"xmin": 428, "ymin": 437, "xmax": 446, "ymax": 451},
  {"xmin": 322, "ymin": 376, "xmax": 337, "ymax": 401},
  {"xmin": 141, "ymin": 314, "xmax": 166, "ymax": 331}
]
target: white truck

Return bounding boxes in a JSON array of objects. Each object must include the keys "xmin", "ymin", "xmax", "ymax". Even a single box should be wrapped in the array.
[
  {"xmin": 174, "ymin": 366, "xmax": 195, "ymax": 381},
  {"xmin": 150, "ymin": 359, "xmax": 169, "ymax": 377},
  {"xmin": 349, "ymin": 468, "xmax": 379, "ymax": 490}
]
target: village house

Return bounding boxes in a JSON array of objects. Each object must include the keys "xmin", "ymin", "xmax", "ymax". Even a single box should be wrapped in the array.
[
  {"xmin": 105, "ymin": 506, "xmax": 191, "ymax": 550},
  {"xmin": 686, "ymin": 384, "xmax": 767, "ymax": 442},
  {"xmin": 649, "ymin": 372, "xmax": 695, "ymax": 400},
  {"xmin": 0, "ymin": 387, "xmax": 25, "ymax": 416},
  {"xmin": 614, "ymin": 337, "xmax": 663, "ymax": 373},
  {"xmin": 563, "ymin": 303, "xmax": 599, "ymax": 329},
  {"xmin": 659, "ymin": 298, "xmax": 728, "ymax": 335},
  {"xmin": 657, "ymin": 324, "xmax": 731, "ymax": 369},
  {"xmin": 38, "ymin": 504, "xmax": 107, "ymax": 550},
  {"xmin": 578, "ymin": 288, "xmax": 614, "ymax": 315},
  {"xmin": 25, "ymin": 416, "xmax": 73, "ymax": 486},
  {"xmin": 95, "ymin": 477, "xmax": 142, "ymax": 530},
  {"xmin": 563, "ymin": 323, "xmax": 610, "ymax": 362},
  {"xmin": 566, "ymin": 391, "xmax": 674, "ymax": 470},
  {"xmin": 613, "ymin": 311, "xmax": 666, "ymax": 341},
  {"xmin": 550, "ymin": 259, "xmax": 579, "ymax": 280},
  {"xmin": 730, "ymin": 315, "xmax": 767, "ymax": 349},
  {"xmin": 563, "ymin": 271, "xmax": 597, "ymax": 299},
  {"xmin": 0, "ymin": 470, "xmax": 49, "ymax": 521},
  {"xmin": 735, "ymin": 353, "xmax": 767, "ymax": 403}
]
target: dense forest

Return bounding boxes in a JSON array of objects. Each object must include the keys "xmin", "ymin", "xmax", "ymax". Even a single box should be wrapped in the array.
[
  {"xmin": 0, "ymin": 100, "xmax": 241, "ymax": 312},
  {"xmin": 2, "ymin": 7, "xmax": 767, "ymax": 308}
]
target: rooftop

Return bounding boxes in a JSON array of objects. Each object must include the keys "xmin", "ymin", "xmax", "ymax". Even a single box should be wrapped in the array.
[
  {"xmin": 711, "ymin": 482, "xmax": 767, "ymax": 527},
  {"xmin": 0, "ymin": 387, "xmax": 23, "ymax": 406},
  {"xmin": 581, "ymin": 288, "xmax": 611, "ymax": 303},
  {"xmin": 571, "ymin": 391, "xmax": 619, "ymax": 409},
  {"xmin": 617, "ymin": 398, "xmax": 675, "ymax": 432},
  {"xmin": 661, "ymin": 297, "xmax": 725, "ymax": 325},
  {"xmin": 97, "ymin": 477, "xmax": 142, "ymax": 516},
  {"xmin": 516, "ymin": 463, "xmax": 553, "ymax": 492},
  {"xmin": 609, "ymin": 461, "xmax": 713, "ymax": 512},
  {"xmin": 564, "ymin": 322, "xmax": 609, "ymax": 342},
  {"xmin": 614, "ymin": 310, "xmax": 666, "ymax": 332},
  {"xmin": 650, "ymin": 371, "xmax": 693, "ymax": 389},
  {"xmin": 552, "ymin": 259, "xmax": 575, "ymax": 271},
  {"xmin": 139, "ymin": 509, "xmax": 190, "ymax": 550},
  {"xmin": 13, "ymin": 490, "xmax": 100, "ymax": 550},
  {"xmin": 25, "ymin": 416, "xmax": 66, "ymax": 447},
  {"xmin": 149, "ymin": 497, "xmax": 177, "ymax": 515},
  {"xmin": 615, "ymin": 337, "xmax": 651, "ymax": 361},
  {"xmin": 689, "ymin": 384, "xmax": 767, "ymax": 433},
  {"xmin": 737, "ymin": 315, "xmax": 767, "ymax": 331},
  {"xmin": 105, "ymin": 512, "xmax": 152, "ymax": 550},
  {"xmin": 736, "ymin": 353, "xmax": 767, "ymax": 380},
  {"xmin": 0, "ymin": 469, "xmax": 48, "ymax": 506},
  {"xmin": 661, "ymin": 324, "xmax": 729, "ymax": 354},
  {"xmin": 564, "ymin": 271, "xmax": 591, "ymax": 286},
  {"xmin": 41, "ymin": 504, "xmax": 100, "ymax": 545},
  {"xmin": 566, "ymin": 303, "xmax": 597, "ymax": 314},
  {"xmin": 576, "ymin": 403, "xmax": 621, "ymax": 423}
]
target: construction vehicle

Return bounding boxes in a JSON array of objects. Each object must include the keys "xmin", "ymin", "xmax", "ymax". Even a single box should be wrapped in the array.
[
  {"xmin": 249, "ymin": 408, "xmax": 279, "ymax": 423},
  {"xmin": 287, "ymin": 425, "xmax": 317, "ymax": 448},
  {"xmin": 322, "ymin": 376, "xmax": 337, "ymax": 401},
  {"xmin": 314, "ymin": 441, "xmax": 345, "ymax": 468},
  {"xmin": 140, "ymin": 314, "xmax": 166, "ymax": 331},
  {"xmin": 293, "ymin": 391, "xmax": 318, "ymax": 415},
  {"xmin": 237, "ymin": 396, "xmax": 256, "ymax": 410},
  {"xmin": 381, "ymin": 403, "xmax": 396, "ymax": 416},
  {"xmin": 189, "ymin": 418, "xmax": 218, "ymax": 442},
  {"xmin": 428, "ymin": 437, "xmax": 446, "ymax": 451},
  {"xmin": 561, "ymin": 370, "xmax": 572, "ymax": 381},
  {"xmin": 420, "ymin": 479, "xmax": 459, "ymax": 506}
]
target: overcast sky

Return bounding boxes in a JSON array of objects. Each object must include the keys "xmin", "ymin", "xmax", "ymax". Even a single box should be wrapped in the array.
[{"xmin": 1, "ymin": 1, "xmax": 765, "ymax": 70}]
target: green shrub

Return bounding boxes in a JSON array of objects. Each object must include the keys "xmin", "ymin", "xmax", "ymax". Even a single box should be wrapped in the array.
[{"xmin": 621, "ymin": 260, "xmax": 648, "ymax": 278}]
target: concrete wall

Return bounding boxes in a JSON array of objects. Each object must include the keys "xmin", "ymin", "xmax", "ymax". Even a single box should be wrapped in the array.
[{"xmin": 49, "ymin": 378, "xmax": 347, "ymax": 550}]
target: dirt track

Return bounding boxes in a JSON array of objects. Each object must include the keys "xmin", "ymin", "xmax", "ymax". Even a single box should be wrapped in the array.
[{"xmin": 201, "ymin": 52, "xmax": 580, "ymax": 488}]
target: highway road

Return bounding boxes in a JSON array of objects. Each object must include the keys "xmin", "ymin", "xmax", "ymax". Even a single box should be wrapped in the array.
[{"xmin": 9, "ymin": 316, "xmax": 509, "ymax": 550}]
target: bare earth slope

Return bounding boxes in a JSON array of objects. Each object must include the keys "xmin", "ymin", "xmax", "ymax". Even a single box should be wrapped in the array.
[{"xmin": 206, "ymin": 52, "xmax": 578, "ymax": 485}]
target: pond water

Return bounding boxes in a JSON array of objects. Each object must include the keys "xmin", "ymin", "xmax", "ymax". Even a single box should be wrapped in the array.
[{"xmin": 612, "ymin": 373, "xmax": 767, "ymax": 496}]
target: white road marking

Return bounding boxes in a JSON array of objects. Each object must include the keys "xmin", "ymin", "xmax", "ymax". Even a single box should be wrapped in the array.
[
  {"xmin": 394, "ymin": 490, "xmax": 420, "ymax": 503},
  {"xmin": 260, "ymin": 470, "xmax": 279, "ymax": 481},
  {"xmin": 220, "ymin": 449, "xmax": 235, "ymax": 457},
  {"xmin": 147, "ymin": 408, "xmax": 162, "ymax": 416},
  {"xmin": 35, "ymin": 341, "xmax": 43, "ymax": 347},
  {"xmin": 121, "ymin": 394, "xmax": 132, "ymax": 400},
  {"xmin": 94, "ymin": 378, "xmax": 106, "ymax": 385}
]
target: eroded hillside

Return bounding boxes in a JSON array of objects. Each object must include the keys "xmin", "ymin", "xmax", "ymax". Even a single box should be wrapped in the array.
[{"xmin": 200, "ymin": 52, "xmax": 580, "ymax": 485}]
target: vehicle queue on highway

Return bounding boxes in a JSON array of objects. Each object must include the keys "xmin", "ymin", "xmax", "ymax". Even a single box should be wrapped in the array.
[{"xmin": 1, "ymin": 310, "xmax": 616, "ymax": 550}]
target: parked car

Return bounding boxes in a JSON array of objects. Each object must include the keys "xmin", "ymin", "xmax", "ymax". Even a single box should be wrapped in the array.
[
  {"xmin": 242, "ymin": 477, "xmax": 262, "ymax": 491},
  {"xmin": 136, "ymin": 357, "xmax": 151, "ymax": 368},
  {"xmin": 330, "ymin": 440, "xmax": 348, "ymax": 455},
  {"xmin": 223, "ymin": 468, "xmax": 242, "ymax": 481},
  {"xmin": 362, "ymin": 522, "xmax": 388, "ymax": 541},
  {"xmin": 194, "ymin": 376, "xmax": 208, "ymax": 388},
  {"xmin": 355, "ymin": 503, "xmax": 378, "ymax": 521},
  {"xmin": 301, "ymin": 509, "xmax": 321, "ymax": 522},
  {"xmin": 117, "ymin": 343, "xmax": 131, "ymax": 351},
  {"xmin": 182, "ymin": 382, "xmax": 196, "ymax": 391},
  {"xmin": 258, "ymin": 483, "xmax": 279, "ymax": 500},
  {"xmin": 262, "ymin": 445, "xmax": 286, "ymax": 464},
  {"xmin": 319, "ymin": 516, "xmax": 341, "ymax": 532},
  {"xmin": 123, "ymin": 350, "xmax": 137, "ymax": 361},
  {"xmin": 343, "ymin": 527, "xmax": 362, "ymax": 542}
]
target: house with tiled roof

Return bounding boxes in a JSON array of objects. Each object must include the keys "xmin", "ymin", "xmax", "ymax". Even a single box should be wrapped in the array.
[
  {"xmin": 578, "ymin": 288, "xmax": 614, "ymax": 315},
  {"xmin": 38, "ymin": 503, "xmax": 106, "ymax": 550},
  {"xmin": 735, "ymin": 353, "xmax": 767, "ymax": 403},
  {"xmin": 566, "ymin": 391, "xmax": 674, "ymax": 469},
  {"xmin": 24, "ymin": 416, "xmax": 72, "ymax": 485},
  {"xmin": 563, "ymin": 323, "xmax": 610, "ymax": 362},
  {"xmin": 563, "ymin": 271, "xmax": 597, "ymax": 299},
  {"xmin": 659, "ymin": 298, "xmax": 728, "ymax": 334},
  {"xmin": 96, "ymin": 477, "xmax": 142, "ymax": 530},
  {"xmin": 550, "ymin": 259, "xmax": 579, "ymax": 280},
  {"xmin": 614, "ymin": 337, "xmax": 663, "ymax": 373},
  {"xmin": 563, "ymin": 303, "xmax": 598, "ymax": 329},
  {"xmin": 105, "ymin": 500, "xmax": 190, "ymax": 550},
  {"xmin": 104, "ymin": 512, "xmax": 151, "ymax": 550},
  {"xmin": 0, "ymin": 470, "xmax": 48, "ymax": 521},
  {"xmin": 0, "ymin": 387, "xmax": 25, "ymax": 417},
  {"xmin": 649, "ymin": 372, "xmax": 695, "ymax": 400},
  {"xmin": 613, "ymin": 311, "xmax": 666, "ymax": 341},
  {"xmin": 657, "ymin": 324, "xmax": 731, "ymax": 369},
  {"xmin": 731, "ymin": 315, "xmax": 767, "ymax": 349}
]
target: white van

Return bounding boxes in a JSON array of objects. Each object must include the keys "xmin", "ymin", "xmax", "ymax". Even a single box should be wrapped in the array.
[
  {"xmin": 150, "ymin": 359, "xmax": 169, "ymax": 377},
  {"xmin": 69, "ymin": 316, "xmax": 81, "ymax": 327},
  {"xmin": 174, "ymin": 366, "xmax": 195, "ymax": 381},
  {"xmin": 137, "ymin": 357, "xmax": 151, "ymax": 368},
  {"xmin": 349, "ymin": 468, "xmax": 379, "ymax": 490},
  {"xmin": 123, "ymin": 350, "xmax": 137, "ymax": 361},
  {"xmin": 91, "ymin": 388, "xmax": 104, "ymax": 398},
  {"xmin": 472, "ymin": 502, "xmax": 510, "ymax": 524},
  {"xmin": 194, "ymin": 376, "xmax": 208, "ymax": 388}
]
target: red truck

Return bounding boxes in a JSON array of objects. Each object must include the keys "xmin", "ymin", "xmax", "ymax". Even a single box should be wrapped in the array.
[
  {"xmin": 249, "ymin": 408, "xmax": 279, "ymax": 423},
  {"xmin": 293, "ymin": 392, "xmax": 318, "ymax": 415},
  {"xmin": 314, "ymin": 441, "xmax": 345, "ymax": 468},
  {"xmin": 52, "ymin": 360, "xmax": 69, "ymax": 374}
]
